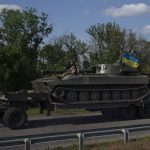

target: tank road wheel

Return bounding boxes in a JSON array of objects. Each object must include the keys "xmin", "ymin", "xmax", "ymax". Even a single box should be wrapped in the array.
[
  {"xmin": 66, "ymin": 91, "xmax": 77, "ymax": 102},
  {"xmin": 131, "ymin": 90, "xmax": 140, "ymax": 99},
  {"xmin": 79, "ymin": 92, "xmax": 89, "ymax": 101},
  {"xmin": 121, "ymin": 105, "xmax": 137, "ymax": 120},
  {"xmin": 3, "ymin": 107, "xmax": 27, "ymax": 129},
  {"xmin": 112, "ymin": 91, "xmax": 121, "ymax": 100},
  {"xmin": 102, "ymin": 91, "xmax": 111, "ymax": 100},
  {"xmin": 91, "ymin": 91, "xmax": 100, "ymax": 101},
  {"xmin": 54, "ymin": 87, "xmax": 65, "ymax": 98},
  {"xmin": 122, "ymin": 91, "xmax": 130, "ymax": 100},
  {"xmin": 138, "ymin": 103, "xmax": 150, "ymax": 118}
]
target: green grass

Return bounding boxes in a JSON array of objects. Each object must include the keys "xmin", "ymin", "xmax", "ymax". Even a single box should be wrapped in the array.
[
  {"xmin": 36, "ymin": 136, "xmax": 150, "ymax": 150},
  {"xmin": 27, "ymin": 108, "xmax": 91, "ymax": 116}
]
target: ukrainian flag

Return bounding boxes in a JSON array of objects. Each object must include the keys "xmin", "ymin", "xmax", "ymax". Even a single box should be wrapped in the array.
[{"xmin": 122, "ymin": 52, "xmax": 140, "ymax": 68}]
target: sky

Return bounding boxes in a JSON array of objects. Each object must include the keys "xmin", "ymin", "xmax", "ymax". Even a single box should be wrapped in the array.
[{"xmin": 0, "ymin": 0, "xmax": 150, "ymax": 41}]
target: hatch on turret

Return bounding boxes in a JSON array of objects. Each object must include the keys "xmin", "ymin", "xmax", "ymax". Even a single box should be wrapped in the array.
[{"xmin": 96, "ymin": 64, "xmax": 121, "ymax": 74}]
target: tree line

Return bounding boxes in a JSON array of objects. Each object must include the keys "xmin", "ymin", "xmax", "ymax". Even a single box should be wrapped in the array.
[{"xmin": 0, "ymin": 8, "xmax": 149, "ymax": 91}]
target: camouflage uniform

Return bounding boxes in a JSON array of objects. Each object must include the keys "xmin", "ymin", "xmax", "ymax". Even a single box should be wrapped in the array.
[{"xmin": 61, "ymin": 64, "xmax": 79, "ymax": 79}]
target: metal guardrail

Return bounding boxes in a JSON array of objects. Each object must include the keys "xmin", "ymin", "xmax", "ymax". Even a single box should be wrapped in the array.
[{"xmin": 0, "ymin": 125, "xmax": 150, "ymax": 150}]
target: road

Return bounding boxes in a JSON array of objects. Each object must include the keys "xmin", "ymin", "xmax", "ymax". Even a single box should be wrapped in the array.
[
  {"xmin": 0, "ymin": 112, "xmax": 150, "ymax": 140},
  {"xmin": 1, "ymin": 112, "xmax": 150, "ymax": 150}
]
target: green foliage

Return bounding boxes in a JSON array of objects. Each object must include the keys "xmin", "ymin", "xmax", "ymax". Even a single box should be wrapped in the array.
[
  {"xmin": 137, "ymin": 40, "xmax": 150, "ymax": 74},
  {"xmin": 86, "ymin": 22, "xmax": 150, "ymax": 75},
  {"xmin": 39, "ymin": 43, "xmax": 66, "ymax": 70},
  {"xmin": 0, "ymin": 8, "xmax": 52, "ymax": 90},
  {"xmin": 60, "ymin": 32, "xmax": 88, "ymax": 65},
  {"xmin": 126, "ymin": 30, "xmax": 137, "ymax": 51},
  {"xmin": 86, "ymin": 22, "xmax": 126, "ymax": 64},
  {"xmin": 0, "ymin": 7, "xmax": 149, "ymax": 92},
  {"xmin": 0, "ymin": 46, "xmax": 32, "ymax": 90},
  {"xmin": 39, "ymin": 33, "xmax": 88, "ymax": 70}
]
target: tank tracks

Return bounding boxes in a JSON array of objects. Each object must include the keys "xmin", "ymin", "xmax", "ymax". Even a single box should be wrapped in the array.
[{"xmin": 52, "ymin": 86, "xmax": 149, "ymax": 103}]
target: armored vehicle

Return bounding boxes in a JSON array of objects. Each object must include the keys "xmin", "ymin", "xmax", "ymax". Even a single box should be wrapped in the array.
[
  {"xmin": 0, "ymin": 63, "xmax": 149, "ymax": 129},
  {"xmin": 32, "ymin": 63, "xmax": 149, "ymax": 103}
]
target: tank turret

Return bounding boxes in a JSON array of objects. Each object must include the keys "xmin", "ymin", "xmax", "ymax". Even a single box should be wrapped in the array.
[
  {"xmin": 95, "ymin": 64, "xmax": 120, "ymax": 74},
  {"xmin": 95, "ymin": 64, "xmax": 138, "ymax": 75}
]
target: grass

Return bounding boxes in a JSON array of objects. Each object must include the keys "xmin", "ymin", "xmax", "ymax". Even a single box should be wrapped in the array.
[
  {"xmin": 27, "ymin": 108, "xmax": 91, "ymax": 116},
  {"xmin": 28, "ymin": 109, "xmax": 150, "ymax": 150},
  {"xmin": 36, "ymin": 136, "xmax": 150, "ymax": 150}
]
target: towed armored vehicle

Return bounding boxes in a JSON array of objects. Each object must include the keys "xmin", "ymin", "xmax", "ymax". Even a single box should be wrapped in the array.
[
  {"xmin": 32, "ymin": 64, "xmax": 149, "ymax": 103},
  {"xmin": 32, "ymin": 63, "xmax": 150, "ymax": 119},
  {"xmin": 0, "ymin": 62, "xmax": 149, "ymax": 129}
]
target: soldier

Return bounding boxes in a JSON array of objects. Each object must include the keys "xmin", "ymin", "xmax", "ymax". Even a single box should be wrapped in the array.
[{"xmin": 61, "ymin": 61, "xmax": 79, "ymax": 79}]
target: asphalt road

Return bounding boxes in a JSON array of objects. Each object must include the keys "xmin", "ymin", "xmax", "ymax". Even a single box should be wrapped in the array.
[
  {"xmin": 1, "ymin": 112, "xmax": 150, "ymax": 150},
  {"xmin": 0, "ymin": 112, "xmax": 150, "ymax": 140}
]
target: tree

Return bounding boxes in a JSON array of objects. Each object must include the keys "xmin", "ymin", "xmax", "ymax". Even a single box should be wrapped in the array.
[
  {"xmin": 86, "ymin": 22, "xmax": 150, "ymax": 74},
  {"xmin": 126, "ymin": 30, "xmax": 137, "ymax": 51},
  {"xmin": 60, "ymin": 33, "xmax": 88, "ymax": 66},
  {"xmin": 39, "ymin": 39, "xmax": 66, "ymax": 70},
  {"xmin": 137, "ymin": 40, "xmax": 150, "ymax": 74},
  {"xmin": 86, "ymin": 22, "xmax": 126, "ymax": 64},
  {"xmin": 125, "ymin": 32, "xmax": 150, "ymax": 74},
  {"xmin": 0, "ymin": 8, "xmax": 53, "ymax": 91},
  {"xmin": 39, "ymin": 33, "xmax": 89, "ymax": 71}
]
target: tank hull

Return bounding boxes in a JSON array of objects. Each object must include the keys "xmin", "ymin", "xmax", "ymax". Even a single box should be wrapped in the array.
[
  {"xmin": 32, "ymin": 74, "xmax": 149, "ymax": 103},
  {"xmin": 50, "ymin": 74, "xmax": 148, "ymax": 86}
]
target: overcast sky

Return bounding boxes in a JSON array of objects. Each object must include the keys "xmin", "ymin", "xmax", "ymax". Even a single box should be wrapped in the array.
[{"xmin": 0, "ymin": 0, "xmax": 150, "ymax": 41}]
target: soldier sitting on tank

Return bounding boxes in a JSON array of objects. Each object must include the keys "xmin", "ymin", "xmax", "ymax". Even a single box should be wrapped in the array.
[{"xmin": 61, "ymin": 61, "xmax": 79, "ymax": 79}]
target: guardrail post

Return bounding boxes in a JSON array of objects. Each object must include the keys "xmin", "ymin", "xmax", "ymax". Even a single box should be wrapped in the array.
[
  {"xmin": 121, "ymin": 129, "xmax": 129, "ymax": 144},
  {"xmin": 77, "ymin": 133, "xmax": 84, "ymax": 150},
  {"xmin": 24, "ymin": 138, "xmax": 31, "ymax": 150}
]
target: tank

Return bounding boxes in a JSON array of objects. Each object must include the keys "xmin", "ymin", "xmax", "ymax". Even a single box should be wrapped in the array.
[{"xmin": 32, "ymin": 63, "xmax": 149, "ymax": 103}]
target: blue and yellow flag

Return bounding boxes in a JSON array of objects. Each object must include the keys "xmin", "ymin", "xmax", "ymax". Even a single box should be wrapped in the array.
[{"xmin": 122, "ymin": 52, "xmax": 140, "ymax": 68}]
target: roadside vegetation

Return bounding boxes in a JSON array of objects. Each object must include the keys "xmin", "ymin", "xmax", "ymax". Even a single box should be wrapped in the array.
[
  {"xmin": 27, "ymin": 108, "xmax": 91, "ymax": 116},
  {"xmin": 36, "ymin": 136, "xmax": 150, "ymax": 150},
  {"xmin": 0, "ymin": 7, "xmax": 149, "ymax": 92}
]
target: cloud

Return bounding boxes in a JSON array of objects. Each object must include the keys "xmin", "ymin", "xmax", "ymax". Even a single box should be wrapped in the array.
[
  {"xmin": 142, "ymin": 25, "xmax": 150, "ymax": 34},
  {"xmin": 105, "ymin": 3, "xmax": 150, "ymax": 17},
  {"xmin": 0, "ymin": 4, "xmax": 22, "ymax": 13}
]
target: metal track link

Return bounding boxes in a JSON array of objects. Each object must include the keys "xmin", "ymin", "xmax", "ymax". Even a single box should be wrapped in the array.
[{"xmin": 52, "ymin": 86, "xmax": 149, "ymax": 104}]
